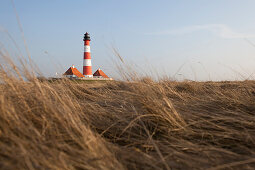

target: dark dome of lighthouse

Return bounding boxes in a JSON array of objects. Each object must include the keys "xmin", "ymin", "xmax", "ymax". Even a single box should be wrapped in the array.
[{"xmin": 83, "ymin": 32, "xmax": 91, "ymax": 41}]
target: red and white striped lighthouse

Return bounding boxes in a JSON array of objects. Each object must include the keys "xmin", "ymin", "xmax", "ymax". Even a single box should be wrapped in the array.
[{"xmin": 83, "ymin": 32, "xmax": 93, "ymax": 77}]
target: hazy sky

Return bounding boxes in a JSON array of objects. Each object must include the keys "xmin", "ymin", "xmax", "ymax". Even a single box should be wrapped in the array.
[{"xmin": 1, "ymin": 0, "xmax": 255, "ymax": 80}]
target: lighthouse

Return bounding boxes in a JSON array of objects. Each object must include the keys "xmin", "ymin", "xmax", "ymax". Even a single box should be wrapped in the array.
[
  {"xmin": 62, "ymin": 32, "xmax": 112, "ymax": 80},
  {"xmin": 83, "ymin": 32, "xmax": 93, "ymax": 77}
]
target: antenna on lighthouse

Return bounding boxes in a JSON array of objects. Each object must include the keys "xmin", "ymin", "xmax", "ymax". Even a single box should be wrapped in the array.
[{"xmin": 83, "ymin": 32, "xmax": 93, "ymax": 77}]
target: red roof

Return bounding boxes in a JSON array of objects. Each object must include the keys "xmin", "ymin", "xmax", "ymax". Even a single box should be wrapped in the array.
[
  {"xmin": 93, "ymin": 68, "xmax": 109, "ymax": 78},
  {"xmin": 64, "ymin": 66, "xmax": 84, "ymax": 78}
]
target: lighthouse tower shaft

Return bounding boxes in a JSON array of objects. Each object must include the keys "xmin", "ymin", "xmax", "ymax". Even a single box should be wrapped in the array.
[{"xmin": 83, "ymin": 33, "xmax": 93, "ymax": 77}]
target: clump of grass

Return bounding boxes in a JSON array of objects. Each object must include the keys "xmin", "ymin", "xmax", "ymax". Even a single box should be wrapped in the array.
[{"xmin": 1, "ymin": 54, "xmax": 255, "ymax": 169}]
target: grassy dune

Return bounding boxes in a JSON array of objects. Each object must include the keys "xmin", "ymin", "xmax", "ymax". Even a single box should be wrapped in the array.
[{"xmin": 0, "ymin": 62, "xmax": 255, "ymax": 169}]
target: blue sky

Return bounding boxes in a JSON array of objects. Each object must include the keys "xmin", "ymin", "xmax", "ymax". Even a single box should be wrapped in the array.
[{"xmin": 1, "ymin": 0, "xmax": 255, "ymax": 80}]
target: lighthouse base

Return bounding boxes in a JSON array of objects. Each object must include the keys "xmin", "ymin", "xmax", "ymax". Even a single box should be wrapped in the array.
[
  {"xmin": 83, "ymin": 75, "xmax": 93, "ymax": 78},
  {"xmin": 80, "ymin": 77, "xmax": 114, "ymax": 81}
]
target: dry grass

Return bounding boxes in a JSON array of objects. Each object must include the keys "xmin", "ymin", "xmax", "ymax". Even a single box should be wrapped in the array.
[{"xmin": 0, "ymin": 57, "xmax": 255, "ymax": 169}]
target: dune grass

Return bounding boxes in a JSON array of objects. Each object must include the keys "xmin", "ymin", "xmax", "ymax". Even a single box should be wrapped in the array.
[{"xmin": 0, "ymin": 56, "xmax": 255, "ymax": 169}]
